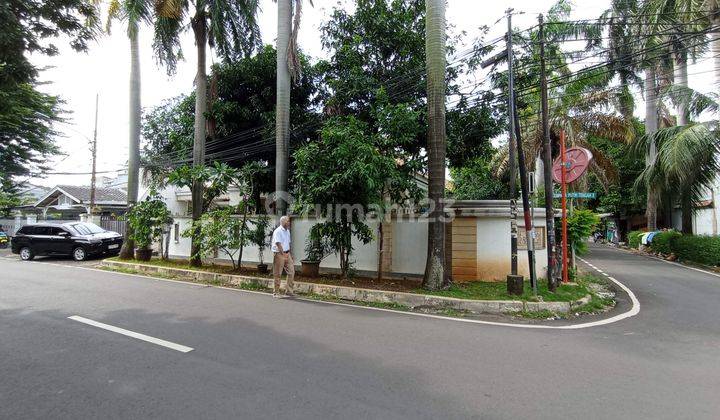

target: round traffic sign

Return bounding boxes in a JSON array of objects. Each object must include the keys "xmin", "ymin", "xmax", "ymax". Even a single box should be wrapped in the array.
[{"xmin": 552, "ymin": 147, "xmax": 593, "ymax": 184}]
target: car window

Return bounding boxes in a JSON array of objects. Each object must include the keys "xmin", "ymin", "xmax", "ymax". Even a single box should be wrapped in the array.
[
  {"xmin": 34, "ymin": 226, "xmax": 51, "ymax": 235},
  {"xmin": 73, "ymin": 223, "xmax": 104, "ymax": 234},
  {"xmin": 69, "ymin": 224, "xmax": 89, "ymax": 235},
  {"xmin": 49, "ymin": 227, "xmax": 67, "ymax": 236}
]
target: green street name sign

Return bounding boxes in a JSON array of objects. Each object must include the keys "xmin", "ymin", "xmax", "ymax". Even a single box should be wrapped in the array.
[{"xmin": 552, "ymin": 192, "xmax": 596, "ymax": 199}]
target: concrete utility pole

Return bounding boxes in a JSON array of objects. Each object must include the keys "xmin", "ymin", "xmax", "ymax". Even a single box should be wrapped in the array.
[
  {"xmin": 89, "ymin": 93, "xmax": 99, "ymax": 215},
  {"xmin": 506, "ymin": 10, "xmax": 518, "ymax": 277},
  {"xmin": 539, "ymin": 14, "xmax": 558, "ymax": 292}
]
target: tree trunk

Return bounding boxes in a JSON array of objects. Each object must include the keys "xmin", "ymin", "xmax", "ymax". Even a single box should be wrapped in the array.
[
  {"xmin": 190, "ymin": 15, "xmax": 208, "ymax": 267},
  {"xmin": 275, "ymin": 0, "xmax": 292, "ymax": 217},
  {"xmin": 619, "ymin": 74, "xmax": 634, "ymax": 122},
  {"xmin": 422, "ymin": 0, "xmax": 448, "ymax": 290},
  {"xmin": 673, "ymin": 49, "xmax": 689, "ymax": 126},
  {"xmin": 645, "ymin": 67, "xmax": 658, "ymax": 231},
  {"xmin": 714, "ymin": 15, "xmax": 720, "ymax": 93},
  {"xmin": 377, "ymin": 221, "xmax": 384, "ymax": 281},
  {"xmin": 120, "ymin": 24, "xmax": 141, "ymax": 260},
  {"xmin": 681, "ymin": 192, "xmax": 693, "ymax": 234}
]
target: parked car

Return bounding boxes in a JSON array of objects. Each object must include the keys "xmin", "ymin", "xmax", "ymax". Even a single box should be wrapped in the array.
[{"xmin": 11, "ymin": 222, "xmax": 123, "ymax": 261}]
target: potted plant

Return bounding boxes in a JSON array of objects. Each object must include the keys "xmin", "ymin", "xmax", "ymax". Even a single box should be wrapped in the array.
[
  {"xmin": 301, "ymin": 232, "xmax": 327, "ymax": 278},
  {"xmin": 251, "ymin": 215, "xmax": 271, "ymax": 274},
  {"xmin": 126, "ymin": 192, "xmax": 172, "ymax": 262}
]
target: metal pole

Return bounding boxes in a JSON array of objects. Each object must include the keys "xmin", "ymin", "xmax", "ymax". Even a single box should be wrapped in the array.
[
  {"xmin": 89, "ymin": 93, "xmax": 99, "ymax": 215},
  {"xmin": 560, "ymin": 130, "xmax": 569, "ymax": 283},
  {"xmin": 506, "ymin": 10, "xmax": 518, "ymax": 276},
  {"xmin": 539, "ymin": 14, "xmax": 557, "ymax": 291}
]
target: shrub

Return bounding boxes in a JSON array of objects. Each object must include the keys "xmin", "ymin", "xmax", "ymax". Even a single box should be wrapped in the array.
[
  {"xmin": 649, "ymin": 230, "xmax": 681, "ymax": 255},
  {"xmin": 127, "ymin": 192, "xmax": 172, "ymax": 249},
  {"xmin": 567, "ymin": 209, "xmax": 600, "ymax": 256},
  {"xmin": 628, "ymin": 231, "xmax": 643, "ymax": 249},
  {"xmin": 672, "ymin": 235, "xmax": 720, "ymax": 266}
]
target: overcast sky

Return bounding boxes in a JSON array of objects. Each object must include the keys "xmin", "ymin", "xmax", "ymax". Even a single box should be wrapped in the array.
[{"xmin": 30, "ymin": 0, "xmax": 716, "ymax": 187}]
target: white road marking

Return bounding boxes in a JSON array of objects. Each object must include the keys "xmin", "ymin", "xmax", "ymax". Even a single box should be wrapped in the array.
[
  {"xmin": 607, "ymin": 244, "xmax": 720, "ymax": 279},
  {"xmin": 60, "ymin": 263, "xmax": 641, "ymax": 331},
  {"xmin": 68, "ymin": 315, "xmax": 193, "ymax": 353},
  {"xmin": 1, "ymin": 257, "xmax": 639, "ymax": 331}
]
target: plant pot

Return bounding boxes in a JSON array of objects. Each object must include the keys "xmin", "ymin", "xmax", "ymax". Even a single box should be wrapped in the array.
[
  {"xmin": 257, "ymin": 263, "xmax": 268, "ymax": 274},
  {"xmin": 301, "ymin": 260, "xmax": 320, "ymax": 277},
  {"xmin": 135, "ymin": 247, "xmax": 152, "ymax": 261}
]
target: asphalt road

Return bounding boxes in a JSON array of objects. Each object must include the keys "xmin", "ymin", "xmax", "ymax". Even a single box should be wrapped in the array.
[{"xmin": 1, "ymin": 244, "xmax": 719, "ymax": 419}]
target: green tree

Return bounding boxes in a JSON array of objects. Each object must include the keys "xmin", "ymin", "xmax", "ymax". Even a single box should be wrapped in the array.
[
  {"xmin": 0, "ymin": 0, "xmax": 99, "ymax": 196},
  {"xmin": 153, "ymin": 0, "xmax": 262, "ymax": 266},
  {"xmin": 190, "ymin": 207, "xmax": 248, "ymax": 270},
  {"xmin": 106, "ymin": 0, "xmax": 154, "ymax": 259},
  {"xmin": 140, "ymin": 46, "xmax": 319, "ymax": 186},
  {"xmin": 294, "ymin": 116, "xmax": 399, "ymax": 277},
  {"xmin": 632, "ymin": 122, "xmax": 720, "ymax": 234},
  {"xmin": 450, "ymin": 157, "xmax": 508, "ymax": 200},
  {"xmin": 126, "ymin": 192, "xmax": 173, "ymax": 251}
]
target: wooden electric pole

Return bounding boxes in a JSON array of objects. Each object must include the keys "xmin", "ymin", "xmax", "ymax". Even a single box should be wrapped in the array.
[
  {"xmin": 89, "ymin": 93, "xmax": 99, "ymax": 215},
  {"xmin": 506, "ymin": 10, "xmax": 519, "ymax": 277},
  {"xmin": 539, "ymin": 14, "xmax": 558, "ymax": 291}
]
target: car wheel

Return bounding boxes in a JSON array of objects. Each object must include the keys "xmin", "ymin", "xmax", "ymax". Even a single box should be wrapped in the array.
[
  {"xmin": 20, "ymin": 247, "xmax": 34, "ymax": 261},
  {"xmin": 72, "ymin": 247, "xmax": 87, "ymax": 261}
]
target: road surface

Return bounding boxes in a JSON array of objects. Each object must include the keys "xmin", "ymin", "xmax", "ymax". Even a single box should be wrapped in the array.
[{"xmin": 1, "ymin": 244, "xmax": 719, "ymax": 419}]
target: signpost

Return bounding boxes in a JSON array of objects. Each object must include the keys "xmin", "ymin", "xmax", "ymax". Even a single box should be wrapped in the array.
[{"xmin": 551, "ymin": 132, "xmax": 593, "ymax": 283}]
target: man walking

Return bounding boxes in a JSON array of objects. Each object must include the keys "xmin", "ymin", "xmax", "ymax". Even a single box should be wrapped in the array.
[{"xmin": 271, "ymin": 215, "xmax": 294, "ymax": 297}]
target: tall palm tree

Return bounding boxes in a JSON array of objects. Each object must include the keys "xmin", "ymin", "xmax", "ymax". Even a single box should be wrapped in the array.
[
  {"xmin": 601, "ymin": 0, "xmax": 642, "ymax": 121},
  {"xmin": 107, "ymin": 0, "xmax": 152, "ymax": 259},
  {"xmin": 153, "ymin": 0, "xmax": 261, "ymax": 266},
  {"xmin": 632, "ymin": 122, "xmax": 720, "ymax": 233},
  {"xmin": 423, "ymin": 0, "xmax": 448, "ymax": 290},
  {"xmin": 643, "ymin": 0, "xmax": 708, "ymax": 126},
  {"xmin": 274, "ymin": 0, "xmax": 311, "ymax": 216}
]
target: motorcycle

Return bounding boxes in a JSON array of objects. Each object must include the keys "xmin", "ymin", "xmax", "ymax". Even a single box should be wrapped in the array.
[{"xmin": 0, "ymin": 232, "xmax": 8, "ymax": 249}]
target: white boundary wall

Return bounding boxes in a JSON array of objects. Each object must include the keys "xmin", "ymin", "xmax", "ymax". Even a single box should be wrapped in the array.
[{"xmin": 165, "ymin": 206, "xmax": 549, "ymax": 281}]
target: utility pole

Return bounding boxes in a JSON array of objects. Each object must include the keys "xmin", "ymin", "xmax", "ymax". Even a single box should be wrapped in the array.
[
  {"xmin": 512, "ymin": 88, "xmax": 538, "ymax": 295},
  {"xmin": 89, "ymin": 93, "xmax": 99, "ymax": 215},
  {"xmin": 539, "ymin": 14, "xmax": 557, "ymax": 292},
  {"xmin": 506, "ymin": 10, "xmax": 518, "ymax": 277}
]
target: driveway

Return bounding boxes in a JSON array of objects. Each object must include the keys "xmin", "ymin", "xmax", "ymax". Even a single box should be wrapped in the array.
[{"xmin": 1, "ymin": 243, "xmax": 719, "ymax": 419}]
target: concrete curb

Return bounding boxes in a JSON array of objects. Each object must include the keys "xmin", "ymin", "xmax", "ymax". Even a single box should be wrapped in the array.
[{"xmin": 102, "ymin": 260, "xmax": 590, "ymax": 314}]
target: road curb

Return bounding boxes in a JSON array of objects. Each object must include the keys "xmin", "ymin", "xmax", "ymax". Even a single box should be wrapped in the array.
[{"xmin": 101, "ymin": 260, "xmax": 590, "ymax": 315}]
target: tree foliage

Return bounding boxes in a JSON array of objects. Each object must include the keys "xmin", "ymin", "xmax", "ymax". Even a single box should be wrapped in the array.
[
  {"xmin": 294, "ymin": 116, "xmax": 399, "ymax": 276},
  {"xmin": 0, "ymin": 0, "xmax": 100, "ymax": 196},
  {"xmin": 449, "ymin": 157, "xmax": 508, "ymax": 200},
  {"xmin": 126, "ymin": 192, "xmax": 172, "ymax": 249}
]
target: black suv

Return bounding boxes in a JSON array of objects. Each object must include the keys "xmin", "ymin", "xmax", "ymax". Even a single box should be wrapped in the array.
[{"xmin": 12, "ymin": 222, "xmax": 123, "ymax": 261}]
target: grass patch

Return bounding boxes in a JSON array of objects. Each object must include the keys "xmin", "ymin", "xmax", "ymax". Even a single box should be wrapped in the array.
[{"xmin": 414, "ymin": 279, "xmax": 591, "ymax": 302}]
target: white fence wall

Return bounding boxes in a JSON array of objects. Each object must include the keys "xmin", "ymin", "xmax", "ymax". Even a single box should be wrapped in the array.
[{"xmin": 165, "ymin": 210, "xmax": 549, "ymax": 281}]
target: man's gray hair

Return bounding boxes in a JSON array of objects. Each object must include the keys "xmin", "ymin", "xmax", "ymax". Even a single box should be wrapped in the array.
[{"xmin": 279, "ymin": 215, "xmax": 290, "ymax": 224}]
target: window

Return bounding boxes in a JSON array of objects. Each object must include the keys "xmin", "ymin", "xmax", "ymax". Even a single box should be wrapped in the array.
[
  {"xmin": 174, "ymin": 223, "xmax": 180, "ymax": 243},
  {"xmin": 17, "ymin": 226, "xmax": 33, "ymax": 235},
  {"xmin": 69, "ymin": 223, "xmax": 105, "ymax": 235},
  {"xmin": 49, "ymin": 227, "xmax": 65, "ymax": 236},
  {"xmin": 34, "ymin": 226, "xmax": 51, "ymax": 235}
]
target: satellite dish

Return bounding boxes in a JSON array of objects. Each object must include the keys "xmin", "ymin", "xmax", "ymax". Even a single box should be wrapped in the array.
[{"xmin": 552, "ymin": 147, "xmax": 593, "ymax": 184}]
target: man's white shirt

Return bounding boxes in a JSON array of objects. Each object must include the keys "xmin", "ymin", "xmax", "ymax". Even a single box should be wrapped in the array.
[{"xmin": 271, "ymin": 225, "xmax": 291, "ymax": 253}]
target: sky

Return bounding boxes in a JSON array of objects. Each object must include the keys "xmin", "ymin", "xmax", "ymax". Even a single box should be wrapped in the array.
[{"xmin": 29, "ymin": 0, "xmax": 716, "ymax": 188}]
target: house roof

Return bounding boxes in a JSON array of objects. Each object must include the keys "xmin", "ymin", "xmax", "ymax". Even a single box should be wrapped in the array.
[{"xmin": 35, "ymin": 185, "xmax": 127, "ymax": 208}]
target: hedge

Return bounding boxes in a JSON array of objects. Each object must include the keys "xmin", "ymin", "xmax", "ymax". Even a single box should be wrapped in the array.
[
  {"xmin": 628, "ymin": 231, "xmax": 643, "ymax": 249},
  {"xmin": 672, "ymin": 235, "xmax": 720, "ymax": 267},
  {"xmin": 649, "ymin": 231, "xmax": 682, "ymax": 255}
]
